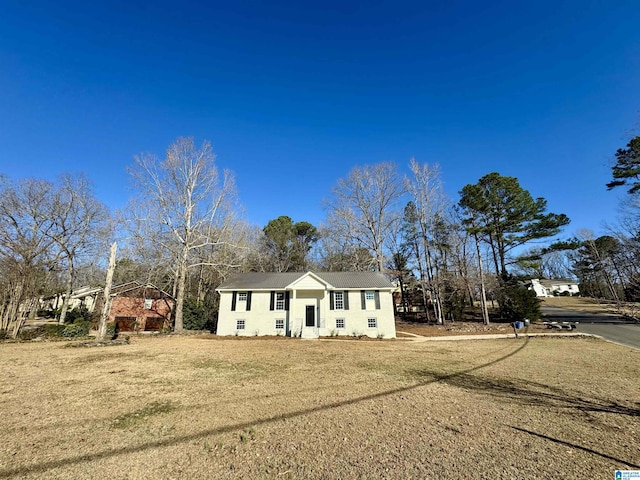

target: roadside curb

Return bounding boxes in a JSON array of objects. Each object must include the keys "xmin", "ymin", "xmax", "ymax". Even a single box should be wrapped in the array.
[{"xmin": 580, "ymin": 333, "xmax": 640, "ymax": 350}]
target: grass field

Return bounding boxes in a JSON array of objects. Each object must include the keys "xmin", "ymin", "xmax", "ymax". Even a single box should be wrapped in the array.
[
  {"xmin": 1, "ymin": 335, "xmax": 638, "ymax": 479},
  {"xmin": 541, "ymin": 296, "xmax": 640, "ymax": 318}
]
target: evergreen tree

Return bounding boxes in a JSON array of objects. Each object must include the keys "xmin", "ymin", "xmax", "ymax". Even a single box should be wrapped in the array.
[
  {"xmin": 607, "ymin": 136, "xmax": 640, "ymax": 194},
  {"xmin": 459, "ymin": 172, "xmax": 570, "ymax": 277}
]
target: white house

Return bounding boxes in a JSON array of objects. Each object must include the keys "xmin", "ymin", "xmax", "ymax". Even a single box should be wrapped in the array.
[
  {"xmin": 39, "ymin": 286, "xmax": 103, "ymax": 314},
  {"xmin": 216, "ymin": 271, "xmax": 396, "ymax": 339},
  {"xmin": 530, "ymin": 278, "xmax": 580, "ymax": 297}
]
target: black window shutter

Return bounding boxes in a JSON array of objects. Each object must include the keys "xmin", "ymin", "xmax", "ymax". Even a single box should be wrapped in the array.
[
  {"xmin": 329, "ymin": 291, "xmax": 334, "ymax": 310},
  {"xmin": 270, "ymin": 291, "xmax": 275, "ymax": 311},
  {"xmin": 360, "ymin": 290, "xmax": 366, "ymax": 310},
  {"xmin": 374, "ymin": 290, "xmax": 380, "ymax": 310},
  {"xmin": 231, "ymin": 291, "xmax": 237, "ymax": 311},
  {"xmin": 285, "ymin": 291, "xmax": 290, "ymax": 310},
  {"xmin": 344, "ymin": 291, "xmax": 349, "ymax": 310},
  {"xmin": 246, "ymin": 291, "xmax": 252, "ymax": 311}
]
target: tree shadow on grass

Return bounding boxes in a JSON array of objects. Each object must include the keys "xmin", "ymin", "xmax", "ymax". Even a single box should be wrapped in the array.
[
  {"xmin": 405, "ymin": 368, "xmax": 640, "ymax": 418},
  {"xmin": 403, "ymin": 350, "xmax": 640, "ymax": 470},
  {"xmin": 0, "ymin": 338, "xmax": 530, "ymax": 478},
  {"xmin": 3, "ymin": 337, "xmax": 636, "ymax": 477},
  {"xmin": 510, "ymin": 426, "xmax": 640, "ymax": 469}
]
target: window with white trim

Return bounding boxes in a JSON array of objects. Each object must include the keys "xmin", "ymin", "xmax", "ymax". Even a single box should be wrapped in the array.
[
  {"xmin": 275, "ymin": 318, "xmax": 284, "ymax": 330},
  {"xmin": 336, "ymin": 318, "xmax": 345, "ymax": 329},
  {"xmin": 236, "ymin": 319, "xmax": 246, "ymax": 330},
  {"xmin": 275, "ymin": 292, "xmax": 286, "ymax": 310},
  {"xmin": 334, "ymin": 292, "xmax": 344, "ymax": 310},
  {"xmin": 365, "ymin": 291, "xmax": 375, "ymax": 301},
  {"xmin": 238, "ymin": 292, "xmax": 247, "ymax": 302},
  {"xmin": 367, "ymin": 318, "xmax": 377, "ymax": 329}
]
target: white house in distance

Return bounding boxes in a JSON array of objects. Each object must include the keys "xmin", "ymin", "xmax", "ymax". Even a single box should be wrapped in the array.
[
  {"xmin": 216, "ymin": 271, "xmax": 396, "ymax": 339},
  {"xmin": 530, "ymin": 278, "xmax": 580, "ymax": 297}
]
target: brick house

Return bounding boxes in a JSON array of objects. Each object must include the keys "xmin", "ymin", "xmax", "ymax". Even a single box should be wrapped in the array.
[{"xmin": 106, "ymin": 282, "xmax": 174, "ymax": 332}]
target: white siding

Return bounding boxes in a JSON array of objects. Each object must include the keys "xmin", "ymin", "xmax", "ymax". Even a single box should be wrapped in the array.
[{"xmin": 217, "ymin": 288, "xmax": 396, "ymax": 338}]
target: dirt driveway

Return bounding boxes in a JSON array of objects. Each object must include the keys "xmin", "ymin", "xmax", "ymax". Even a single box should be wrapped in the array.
[{"xmin": 0, "ymin": 335, "xmax": 638, "ymax": 479}]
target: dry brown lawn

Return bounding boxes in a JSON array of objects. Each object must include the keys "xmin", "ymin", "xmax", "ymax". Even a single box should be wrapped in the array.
[
  {"xmin": 0, "ymin": 335, "xmax": 638, "ymax": 479},
  {"xmin": 395, "ymin": 320, "xmax": 554, "ymax": 337},
  {"xmin": 541, "ymin": 296, "xmax": 640, "ymax": 318}
]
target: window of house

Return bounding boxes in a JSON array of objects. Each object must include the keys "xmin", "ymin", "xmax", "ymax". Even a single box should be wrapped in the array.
[
  {"xmin": 336, "ymin": 318, "xmax": 345, "ymax": 329},
  {"xmin": 365, "ymin": 291, "xmax": 375, "ymax": 301},
  {"xmin": 275, "ymin": 292, "xmax": 286, "ymax": 310},
  {"xmin": 334, "ymin": 291, "xmax": 344, "ymax": 310},
  {"xmin": 143, "ymin": 298, "xmax": 153, "ymax": 309},
  {"xmin": 236, "ymin": 319, "xmax": 246, "ymax": 330},
  {"xmin": 275, "ymin": 318, "xmax": 284, "ymax": 330},
  {"xmin": 238, "ymin": 292, "xmax": 247, "ymax": 302},
  {"xmin": 367, "ymin": 318, "xmax": 377, "ymax": 329}
]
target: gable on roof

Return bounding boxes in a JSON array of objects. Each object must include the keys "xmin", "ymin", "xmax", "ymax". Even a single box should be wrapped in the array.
[
  {"xmin": 110, "ymin": 281, "xmax": 173, "ymax": 299},
  {"xmin": 287, "ymin": 272, "xmax": 332, "ymax": 290}
]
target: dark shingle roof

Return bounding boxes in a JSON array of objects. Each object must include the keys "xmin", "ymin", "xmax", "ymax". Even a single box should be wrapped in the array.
[
  {"xmin": 538, "ymin": 278, "xmax": 578, "ymax": 288},
  {"xmin": 217, "ymin": 271, "xmax": 393, "ymax": 291}
]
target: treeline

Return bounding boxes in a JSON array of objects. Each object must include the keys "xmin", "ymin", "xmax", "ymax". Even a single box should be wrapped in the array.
[
  {"xmin": 0, "ymin": 174, "xmax": 111, "ymax": 336},
  {"xmin": 2, "ymin": 134, "xmax": 639, "ymax": 336}
]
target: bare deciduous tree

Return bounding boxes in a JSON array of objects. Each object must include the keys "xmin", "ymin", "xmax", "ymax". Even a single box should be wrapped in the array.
[
  {"xmin": 0, "ymin": 178, "xmax": 58, "ymax": 336},
  {"xmin": 128, "ymin": 137, "xmax": 240, "ymax": 332},
  {"xmin": 405, "ymin": 159, "xmax": 449, "ymax": 324},
  {"xmin": 48, "ymin": 174, "xmax": 111, "ymax": 324},
  {"xmin": 325, "ymin": 162, "xmax": 405, "ymax": 272}
]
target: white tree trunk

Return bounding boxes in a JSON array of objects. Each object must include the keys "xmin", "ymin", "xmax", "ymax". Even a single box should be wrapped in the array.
[
  {"xmin": 58, "ymin": 265, "xmax": 74, "ymax": 325},
  {"xmin": 173, "ymin": 244, "xmax": 189, "ymax": 333},
  {"xmin": 97, "ymin": 242, "xmax": 117, "ymax": 341}
]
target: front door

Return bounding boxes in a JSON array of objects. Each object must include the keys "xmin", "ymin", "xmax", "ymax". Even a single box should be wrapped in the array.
[{"xmin": 305, "ymin": 305, "xmax": 315, "ymax": 327}]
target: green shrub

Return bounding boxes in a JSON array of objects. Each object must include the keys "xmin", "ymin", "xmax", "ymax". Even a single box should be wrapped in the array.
[
  {"xmin": 497, "ymin": 277, "xmax": 541, "ymax": 321},
  {"xmin": 62, "ymin": 321, "xmax": 91, "ymax": 338},
  {"xmin": 183, "ymin": 299, "xmax": 207, "ymax": 330},
  {"xmin": 106, "ymin": 322, "xmax": 117, "ymax": 339},
  {"xmin": 64, "ymin": 306, "xmax": 92, "ymax": 324},
  {"xmin": 45, "ymin": 324, "xmax": 66, "ymax": 337},
  {"xmin": 17, "ymin": 326, "xmax": 46, "ymax": 340},
  {"xmin": 0, "ymin": 329, "xmax": 8, "ymax": 340}
]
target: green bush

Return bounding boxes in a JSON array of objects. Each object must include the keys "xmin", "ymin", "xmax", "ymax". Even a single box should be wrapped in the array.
[
  {"xmin": 183, "ymin": 299, "xmax": 207, "ymax": 330},
  {"xmin": 62, "ymin": 321, "xmax": 91, "ymax": 338},
  {"xmin": 17, "ymin": 326, "xmax": 47, "ymax": 340},
  {"xmin": 497, "ymin": 277, "xmax": 541, "ymax": 321},
  {"xmin": 63, "ymin": 306, "xmax": 92, "ymax": 324},
  {"xmin": 106, "ymin": 322, "xmax": 117, "ymax": 340},
  {"xmin": 0, "ymin": 329, "xmax": 8, "ymax": 340},
  {"xmin": 45, "ymin": 324, "xmax": 66, "ymax": 337}
]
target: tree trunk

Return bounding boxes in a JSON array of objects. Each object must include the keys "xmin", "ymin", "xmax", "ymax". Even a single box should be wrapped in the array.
[
  {"xmin": 474, "ymin": 233, "xmax": 490, "ymax": 325},
  {"xmin": 488, "ymin": 233, "xmax": 501, "ymax": 277},
  {"xmin": 412, "ymin": 239, "xmax": 431, "ymax": 322},
  {"xmin": 97, "ymin": 242, "xmax": 117, "ymax": 342},
  {"xmin": 197, "ymin": 263, "xmax": 206, "ymax": 304},
  {"xmin": 8, "ymin": 280, "xmax": 25, "ymax": 338},
  {"xmin": 422, "ymin": 235, "xmax": 443, "ymax": 324},
  {"xmin": 58, "ymin": 263, "xmax": 74, "ymax": 325},
  {"xmin": 173, "ymin": 244, "xmax": 189, "ymax": 333}
]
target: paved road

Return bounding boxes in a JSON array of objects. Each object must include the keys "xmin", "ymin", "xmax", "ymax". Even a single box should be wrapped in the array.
[{"xmin": 541, "ymin": 305, "xmax": 640, "ymax": 349}]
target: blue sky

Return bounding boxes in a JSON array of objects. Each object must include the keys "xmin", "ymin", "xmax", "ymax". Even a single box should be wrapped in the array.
[{"xmin": 1, "ymin": 0, "xmax": 639, "ymax": 238}]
